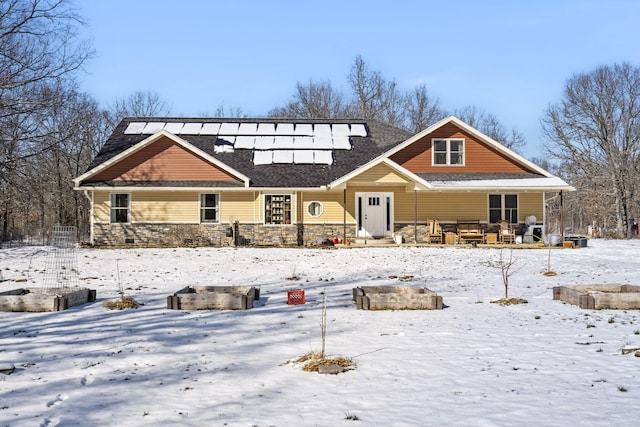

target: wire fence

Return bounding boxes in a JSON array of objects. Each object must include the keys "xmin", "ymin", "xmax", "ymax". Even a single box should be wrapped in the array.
[{"xmin": 39, "ymin": 226, "xmax": 80, "ymax": 295}]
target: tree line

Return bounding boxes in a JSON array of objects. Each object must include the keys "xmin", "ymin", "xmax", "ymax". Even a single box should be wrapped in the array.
[{"xmin": 1, "ymin": 0, "xmax": 638, "ymax": 242}]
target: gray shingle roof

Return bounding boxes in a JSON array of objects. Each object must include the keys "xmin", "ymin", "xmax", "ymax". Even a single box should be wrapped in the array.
[{"xmin": 83, "ymin": 117, "xmax": 414, "ymax": 188}]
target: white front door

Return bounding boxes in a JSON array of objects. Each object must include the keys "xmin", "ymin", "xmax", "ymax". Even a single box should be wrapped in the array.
[{"xmin": 356, "ymin": 192, "xmax": 393, "ymax": 238}]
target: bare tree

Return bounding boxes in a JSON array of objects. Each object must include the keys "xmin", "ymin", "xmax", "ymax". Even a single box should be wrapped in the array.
[
  {"xmin": 269, "ymin": 80, "xmax": 350, "ymax": 118},
  {"xmin": 403, "ymin": 84, "xmax": 446, "ymax": 133},
  {"xmin": 213, "ymin": 103, "xmax": 244, "ymax": 118},
  {"xmin": 110, "ymin": 90, "xmax": 172, "ymax": 126},
  {"xmin": 0, "ymin": 0, "xmax": 93, "ymax": 241},
  {"xmin": 348, "ymin": 55, "xmax": 403, "ymax": 126},
  {"xmin": 454, "ymin": 105, "xmax": 525, "ymax": 151},
  {"xmin": 542, "ymin": 62, "xmax": 640, "ymax": 238}
]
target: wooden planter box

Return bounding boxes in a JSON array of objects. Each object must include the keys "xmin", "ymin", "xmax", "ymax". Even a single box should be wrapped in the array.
[
  {"xmin": 353, "ymin": 286, "xmax": 443, "ymax": 310},
  {"xmin": 167, "ymin": 286, "xmax": 260, "ymax": 310},
  {"xmin": 0, "ymin": 288, "xmax": 96, "ymax": 312},
  {"xmin": 553, "ymin": 284, "xmax": 640, "ymax": 309}
]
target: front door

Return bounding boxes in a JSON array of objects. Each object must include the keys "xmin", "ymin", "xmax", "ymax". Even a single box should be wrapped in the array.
[{"xmin": 356, "ymin": 192, "xmax": 393, "ymax": 238}]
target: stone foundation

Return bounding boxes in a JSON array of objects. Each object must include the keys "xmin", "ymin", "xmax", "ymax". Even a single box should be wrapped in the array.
[{"xmin": 92, "ymin": 222, "xmax": 359, "ymax": 247}]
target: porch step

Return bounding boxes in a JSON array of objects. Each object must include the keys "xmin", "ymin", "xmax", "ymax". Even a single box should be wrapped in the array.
[{"xmin": 353, "ymin": 237, "xmax": 396, "ymax": 246}]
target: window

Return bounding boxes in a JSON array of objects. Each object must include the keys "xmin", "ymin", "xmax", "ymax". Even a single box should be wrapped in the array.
[
  {"xmin": 489, "ymin": 194, "xmax": 518, "ymax": 223},
  {"xmin": 200, "ymin": 193, "xmax": 220, "ymax": 223},
  {"xmin": 265, "ymin": 194, "xmax": 292, "ymax": 224},
  {"xmin": 307, "ymin": 201, "xmax": 323, "ymax": 217},
  {"xmin": 110, "ymin": 193, "xmax": 130, "ymax": 223},
  {"xmin": 432, "ymin": 138, "xmax": 464, "ymax": 165}
]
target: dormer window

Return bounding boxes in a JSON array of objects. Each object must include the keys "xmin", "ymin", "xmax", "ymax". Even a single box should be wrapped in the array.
[{"xmin": 432, "ymin": 138, "xmax": 464, "ymax": 166}]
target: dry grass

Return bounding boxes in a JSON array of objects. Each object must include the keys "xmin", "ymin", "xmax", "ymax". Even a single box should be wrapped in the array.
[
  {"xmin": 287, "ymin": 351, "xmax": 355, "ymax": 372},
  {"xmin": 490, "ymin": 297, "xmax": 528, "ymax": 306},
  {"xmin": 103, "ymin": 296, "xmax": 139, "ymax": 310}
]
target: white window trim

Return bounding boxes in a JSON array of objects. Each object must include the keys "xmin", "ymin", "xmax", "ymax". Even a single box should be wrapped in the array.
[
  {"xmin": 199, "ymin": 192, "xmax": 220, "ymax": 224},
  {"xmin": 306, "ymin": 201, "xmax": 323, "ymax": 218},
  {"xmin": 432, "ymin": 138, "xmax": 465, "ymax": 166},
  {"xmin": 110, "ymin": 193, "xmax": 131, "ymax": 224},
  {"xmin": 264, "ymin": 193, "xmax": 294, "ymax": 225}
]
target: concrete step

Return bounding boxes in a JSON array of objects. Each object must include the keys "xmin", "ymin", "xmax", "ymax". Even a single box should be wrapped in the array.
[{"xmin": 353, "ymin": 237, "xmax": 396, "ymax": 246}]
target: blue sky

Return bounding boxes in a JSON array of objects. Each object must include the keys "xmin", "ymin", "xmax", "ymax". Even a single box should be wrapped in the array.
[{"xmin": 76, "ymin": 0, "xmax": 640, "ymax": 158}]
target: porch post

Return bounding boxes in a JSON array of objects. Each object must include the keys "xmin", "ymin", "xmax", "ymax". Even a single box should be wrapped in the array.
[
  {"xmin": 414, "ymin": 190, "xmax": 417, "ymax": 244},
  {"xmin": 343, "ymin": 189, "xmax": 347, "ymax": 242},
  {"xmin": 560, "ymin": 190, "xmax": 564, "ymax": 239}
]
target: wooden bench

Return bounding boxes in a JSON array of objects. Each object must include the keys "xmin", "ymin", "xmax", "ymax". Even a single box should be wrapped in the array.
[{"xmin": 457, "ymin": 220, "xmax": 484, "ymax": 243}]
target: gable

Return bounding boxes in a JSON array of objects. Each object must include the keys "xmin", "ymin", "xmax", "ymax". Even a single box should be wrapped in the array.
[
  {"xmin": 86, "ymin": 135, "xmax": 241, "ymax": 183},
  {"xmin": 347, "ymin": 163, "xmax": 414, "ymax": 186},
  {"xmin": 389, "ymin": 122, "xmax": 536, "ymax": 174}
]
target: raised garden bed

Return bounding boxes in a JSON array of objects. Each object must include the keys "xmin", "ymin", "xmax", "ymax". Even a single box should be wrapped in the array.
[
  {"xmin": 167, "ymin": 286, "xmax": 260, "ymax": 310},
  {"xmin": 353, "ymin": 286, "xmax": 443, "ymax": 310},
  {"xmin": 553, "ymin": 284, "xmax": 640, "ymax": 309},
  {"xmin": 0, "ymin": 288, "xmax": 96, "ymax": 312}
]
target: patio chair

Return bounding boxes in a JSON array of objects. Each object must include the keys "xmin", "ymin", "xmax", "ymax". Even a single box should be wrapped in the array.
[
  {"xmin": 498, "ymin": 220, "xmax": 516, "ymax": 244},
  {"xmin": 427, "ymin": 219, "xmax": 443, "ymax": 244}
]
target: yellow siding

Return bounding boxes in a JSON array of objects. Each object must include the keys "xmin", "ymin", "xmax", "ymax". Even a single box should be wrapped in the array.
[
  {"xmin": 132, "ymin": 191, "xmax": 198, "ymax": 222},
  {"xmin": 93, "ymin": 191, "xmax": 110, "ymax": 222},
  {"xmin": 418, "ymin": 193, "xmax": 488, "ymax": 222},
  {"xmin": 300, "ymin": 192, "xmax": 345, "ymax": 223},
  {"xmin": 92, "ymin": 189, "xmax": 545, "ymax": 226},
  {"xmin": 518, "ymin": 193, "xmax": 544, "ymax": 222},
  {"xmin": 395, "ymin": 191, "xmax": 417, "ymax": 222},
  {"xmin": 220, "ymin": 192, "xmax": 257, "ymax": 223},
  {"xmin": 349, "ymin": 164, "xmax": 411, "ymax": 185}
]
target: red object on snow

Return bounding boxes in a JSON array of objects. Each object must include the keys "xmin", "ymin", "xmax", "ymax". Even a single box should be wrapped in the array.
[{"xmin": 287, "ymin": 289, "xmax": 305, "ymax": 305}]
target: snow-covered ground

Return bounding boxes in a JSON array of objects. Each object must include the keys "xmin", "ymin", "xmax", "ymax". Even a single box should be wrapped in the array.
[{"xmin": 1, "ymin": 240, "xmax": 640, "ymax": 427}]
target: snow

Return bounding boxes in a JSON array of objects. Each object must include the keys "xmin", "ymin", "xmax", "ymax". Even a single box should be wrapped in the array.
[{"xmin": 1, "ymin": 240, "xmax": 640, "ymax": 426}]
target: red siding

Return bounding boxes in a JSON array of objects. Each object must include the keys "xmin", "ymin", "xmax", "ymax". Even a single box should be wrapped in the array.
[
  {"xmin": 389, "ymin": 123, "xmax": 533, "ymax": 174},
  {"xmin": 88, "ymin": 136, "xmax": 239, "ymax": 182}
]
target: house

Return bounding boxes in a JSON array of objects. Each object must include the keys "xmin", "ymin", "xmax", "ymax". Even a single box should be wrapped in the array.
[{"xmin": 73, "ymin": 116, "xmax": 574, "ymax": 247}]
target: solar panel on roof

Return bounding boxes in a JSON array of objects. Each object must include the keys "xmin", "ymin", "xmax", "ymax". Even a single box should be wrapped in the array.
[
  {"xmin": 293, "ymin": 136, "xmax": 314, "ymax": 149},
  {"xmin": 163, "ymin": 122, "xmax": 184, "ymax": 134},
  {"xmin": 253, "ymin": 151, "xmax": 272, "ymax": 165},
  {"xmin": 238, "ymin": 123, "xmax": 258, "ymax": 135},
  {"xmin": 332, "ymin": 136, "xmax": 351, "ymax": 149},
  {"xmin": 273, "ymin": 150, "xmax": 294, "ymax": 163},
  {"xmin": 142, "ymin": 122, "xmax": 165, "ymax": 134},
  {"xmin": 273, "ymin": 136, "xmax": 295, "ymax": 149},
  {"xmin": 216, "ymin": 136, "xmax": 235, "ymax": 146},
  {"xmin": 257, "ymin": 123, "xmax": 277, "ymax": 135},
  {"xmin": 124, "ymin": 122, "xmax": 147, "ymax": 134},
  {"xmin": 214, "ymin": 144, "xmax": 234, "ymax": 153},
  {"xmin": 234, "ymin": 136, "xmax": 255, "ymax": 149},
  {"xmin": 181, "ymin": 123, "xmax": 203, "ymax": 134},
  {"xmin": 350, "ymin": 123, "xmax": 367, "ymax": 137},
  {"xmin": 294, "ymin": 123, "xmax": 313, "ymax": 135},
  {"xmin": 314, "ymin": 150, "xmax": 333, "ymax": 165},
  {"xmin": 219, "ymin": 122, "xmax": 239, "ymax": 135},
  {"xmin": 200, "ymin": 123, "xmax": 221, "ymax": 135},
  {"xmin": 293, "ymin": 150, "xmax": 314, "ymax": 164},
  {"xmin": 313, "ymin": 124, "xmax": 332, "ymax": 136},
  {"xmin": 331, "ymin": 124, "xmax": 350, "ymax": 136},
  {"xmin": 275, "ymin": 123, "xmax": 294, "ymax": 134},
  {"xmin": 254, "ymin": 136, "xmax": 274, "ymax": 149},
  {"xmin": 312, "ymin": 135, "xmax": 332, "ymax": 149}
]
